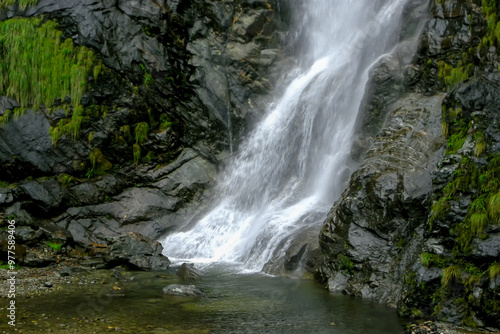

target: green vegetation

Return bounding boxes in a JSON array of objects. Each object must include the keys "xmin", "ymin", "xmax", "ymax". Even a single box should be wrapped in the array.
[
  {"xmin": 0, "ymin": 17, "xmax": 103, "ymax": 144},
  {"xmin": 46, "ymin": 241, "xmax": 63, "ymax": 252},
  {"xmin": 441, "ymin": 265, "xmax": 462, "ymax": 287},
  {"xmin": 131, "ymin": 122, "xmax": 150, "ymax": 165},
  {"xmin": 0, "ymin": 18, "xmax": 96, "ymax": 109},
  {"xmin": 135, "ymin": 122, "xmax": 149, "ymax": 145},
  {"xmin": 133, "ymin": 144, "xmax": 141, "ymax": 166},
  {"xmin": 159, "ymin": 114, "xmax": 172, "ymax": 130},
  {"xmin": 489, "ymin": 263, "xmax": 500, "ymax": 280},
  {"xmin": 438, "ymin": 61, "xmax": 471, "ymax": 89},
  {"xmin": 488, "ymin": 190, "xmax": 500, "ymax": 224},
  {"xmin": 338, "ymin": 254, "xmax": 354, "ymax": 275},
  {"xmin": 0, "ymin": 261, "xmax": 21, "ymax": 270},
  {"xmin": 481, "ymin": 0, "xmax": 500, "ymax": 47},
  {"xmin": 140, "ymin": 64, "xmax": 153, "ymax": 88},
  {"xmin": 58, "ymin": 173, "xmax": 75, "ymax": 187},
  {"xmin": 475, "ymin": 131, "xmax": 486, "ymax": 157},
  {"xmin": 0, "ymin": 0, "xmax": 38, "ymax": 10},
  {"xmin": 49, "ymin": 105, "xmax": 84, "ymax": 144},
  {"xmin": 89, "ymin": 147, "xmax": 112, "ymax": 174},
  {"xmin": 420, "ymin": 252, "xmax": 448, "ymax": 269}
]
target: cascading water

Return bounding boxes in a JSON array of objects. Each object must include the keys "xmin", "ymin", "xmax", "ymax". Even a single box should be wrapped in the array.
[{"xmin": 161, "ymin": 0, "xmax": 414, "ymax": 272}]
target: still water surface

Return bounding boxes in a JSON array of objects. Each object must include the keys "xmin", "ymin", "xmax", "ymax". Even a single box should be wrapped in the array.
[{"xmin": 2, "ymin": 266, "xmax": 404, "ymax": 333}]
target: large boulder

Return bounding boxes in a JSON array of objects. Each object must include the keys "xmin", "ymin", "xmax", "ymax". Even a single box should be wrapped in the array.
[{"xmin": 104, "ymin": 232, "xmax": 171, "ymax": 270}]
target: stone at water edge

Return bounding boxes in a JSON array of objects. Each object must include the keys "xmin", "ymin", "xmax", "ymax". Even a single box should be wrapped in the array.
[
  {"xmin": 162, "ymin": 284, "xmax": 204, "ymax": 296},
  {"xmin": 104, "ymin": 232, "xmax": 171, "ymax": 270}
]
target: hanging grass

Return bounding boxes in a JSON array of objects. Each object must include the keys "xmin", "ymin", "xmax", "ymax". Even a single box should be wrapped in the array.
[
  {"xmin": 475, "ymin": 131, "xmax": 486, "ymax": 157},
  {"xmin": 442, "ymin": 265, "xmax": 462, "ymax": 287},
  {"xmin": 470, "ymin": 213, "xmax": 489, "ymax": 236},
  {"xmin": 133, "ymin": 144, "xmax": 141, "ymax": 165},
  {"xmin": 489, "ymin": 263, "xmax": 500, "ymax": 281},
  {"xmin": 0, "ymin": 18, "xmax": 96, "ymax": 110},
  {"xmin": 135, "ymin": 122, "xmax": 150, "ymax": 145},
  {"xmin": 0, "ymin": 0, "xmax": 38, "ymax": 10},
  {"xmin": 488, "ymin": 191, "xmax": 500, "ymax": 224}
]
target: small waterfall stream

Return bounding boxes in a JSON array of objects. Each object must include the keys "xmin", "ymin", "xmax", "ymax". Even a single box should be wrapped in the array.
[{"xmin": 161, "ymin": 0, "xmax": 414, "ymax": 272}]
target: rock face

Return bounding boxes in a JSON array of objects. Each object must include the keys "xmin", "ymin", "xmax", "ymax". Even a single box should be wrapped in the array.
[
  {"xmin": 316, "ymin": 0, "xmax": 500, "ymax": 329},
  {"xmin": 0, "ymin": 0, "xmax": 289, "ymax": 266},
  {"xmin": 317, "ymin": 93, "xmax": 446, "ymax": 305}
]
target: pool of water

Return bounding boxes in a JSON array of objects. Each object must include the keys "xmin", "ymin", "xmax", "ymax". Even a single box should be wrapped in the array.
[{"xmin": 1, "ymin": 266, "xmax": 405, "ymax": 333}]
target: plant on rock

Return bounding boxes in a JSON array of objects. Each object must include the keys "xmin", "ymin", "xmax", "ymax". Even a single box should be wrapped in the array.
[
  {"xmin": 132, "ymin": 122, "xmax": 150, "ymax": 165},
  {"xmin": 0, "ymin": 0, "xmax": 38, "ymax": 10},
  {"xmin": 86, "ymin": 147, "xmax": 112, "ymax": 178},
  {"xmin": 0, "ymin": 18, "xmax": 96, "ymax": 109},
  {"xmin": 441, "ymin": 265, "xmax": 462, "ymax": 287}
]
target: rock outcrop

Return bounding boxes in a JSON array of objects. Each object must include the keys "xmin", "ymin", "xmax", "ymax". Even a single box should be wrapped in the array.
[
  {"xmin": 316, "ymin": 0, "xmax": 500, "ymax": 329},
  {"xmin": 0, "ymin": 0, "xmax": 289, "ymax": 266}
]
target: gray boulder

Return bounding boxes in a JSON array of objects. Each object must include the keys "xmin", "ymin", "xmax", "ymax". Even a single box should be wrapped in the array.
[{"xmin": 104, "ymin": 232, "xmax": 170, "ymax": 270}]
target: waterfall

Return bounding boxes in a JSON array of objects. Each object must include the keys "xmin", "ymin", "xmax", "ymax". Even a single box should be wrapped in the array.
[{"xmin": 161, "ymin": 0, "xmax": 415, "ymax": 271}]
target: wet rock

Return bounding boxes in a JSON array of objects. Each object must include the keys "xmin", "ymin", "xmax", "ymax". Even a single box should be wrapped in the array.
[
  {"xmin": 162, "ymin": 284, "xmax": 204, "ymax": 296},
  {"xmin": 176, "ymin": 263, "xmax": 201, "ymax": 283},
  {"xmin": 328, "ymin": 272, "xmax": 349, "ymax": 293},
  {"xmin": 104, "ymin": 232, "xmax": 170, "ymax": 270},
  {"xmin": 0, "ymin": 0, "xmax": 288, "ymax": 268},
  {"xmin": 44, "ymin": 282, "xmax": 53, "ymax": 288},
  {"xmin": 317, "ymin": 93, "xmax": 446, "ymax": 305},
  {"xmin": 471, "ymin": 234, "xmax": 500, "ymax": 259},
  {"xmin": 0, "ymin": 188, "xmax": 13, "ymax": 205},
  {"xmin": 0, "ymin": 109, "xmax": 84, "ymax": 181},
  {"xmin": 13, "ymin": 226, "xmax": 43, "ymax": 245}
]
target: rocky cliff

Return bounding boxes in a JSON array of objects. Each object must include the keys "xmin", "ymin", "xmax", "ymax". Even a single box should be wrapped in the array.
[
  {"xmin": 0, "ymin": 0, "xmax": 289, "ymax": 267},
  {"xmin": 1, "ymin": 0, "xmax": 499, "ymax": 330},
  {"xmin": 316, "ymin": 0, "xmax": 500, "ymax": 330}
]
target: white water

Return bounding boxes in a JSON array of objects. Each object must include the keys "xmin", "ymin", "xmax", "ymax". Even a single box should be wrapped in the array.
[{"xmin": 161, "ymin": 0, "xmax": 412, "ymax": 271}]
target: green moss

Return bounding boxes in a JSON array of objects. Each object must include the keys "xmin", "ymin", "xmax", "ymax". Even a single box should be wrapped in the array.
[
  {"xmin": 58, "ymin": 173, "xmax": 75, "ymax": 187},
  {"xmin": 93, "ymin": 61, "xmax": 102, "ymax": 82},
  {"xmin": 120, "ymin": 125, "xmax": 132, "ymax": 142},
  {"xmin": 159, "ymin": 114, "xmax": 172, "ymax": 130},
  {"xmin": 89, "ymin": 147, "xmax": 112, "ymax": 171},
  {"xmin": 46, "ymin": 241, "xmax": 63, "ymax": 252},
  {"xmin": 140, "ymin": 64, "xmax": 154, "ymax": 88},
  {"xmin": 337, "ymin": 254, "xmax": 354, "ymax": 275},
  {"xmin": 50, "ymin": 105, "xmax": 85, "ymax": 144},
  {"xmin": 420, "ymin": 253, "xmax": 448, "ymax": 269},
  {"xmin": 438, "ymin": 61, "xmax": 471, "ymax": 89},
  {"xmin": 135, "ymin": 122, "xmax": 149, "ymax": 145},
  {"xmin": 88, "ymin": 131, "xmax": 95, "ymax": 144},
  {"xmin": 489, "ymin": 263, "xmax": 500, "ymax": 280},
  {"xmin": 133, "ymin": 144, "xmax": 141, "ymax": 166}
]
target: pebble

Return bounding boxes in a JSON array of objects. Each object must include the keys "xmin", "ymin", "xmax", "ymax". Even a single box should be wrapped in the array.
[{"xmin": 44, "ymin": 282, "xmax": 53, "ymax": 288}]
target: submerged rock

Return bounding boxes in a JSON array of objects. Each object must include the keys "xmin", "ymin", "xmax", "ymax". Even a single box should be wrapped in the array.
[
  {"xmin": 176, "ymin": 263, "xmax": 201, "ymax": 283},
  {"xmin": 162, "ymin": 284, "xmax": 204, "ymax": 297}
]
